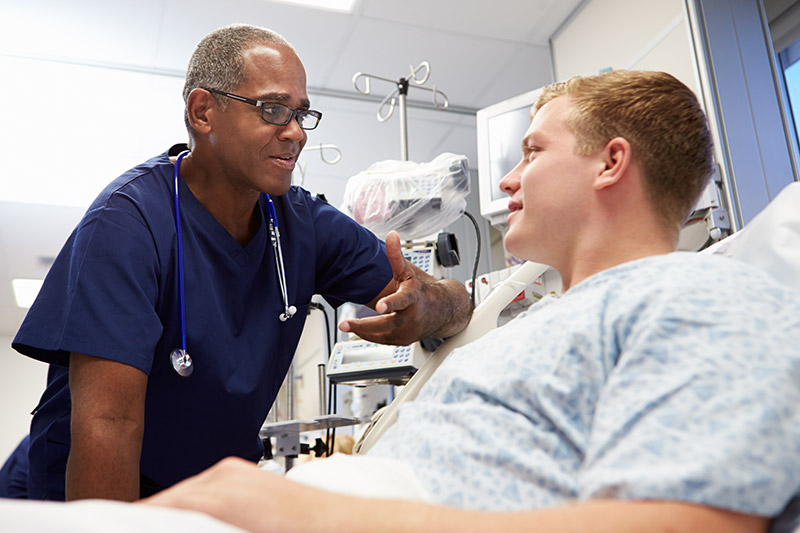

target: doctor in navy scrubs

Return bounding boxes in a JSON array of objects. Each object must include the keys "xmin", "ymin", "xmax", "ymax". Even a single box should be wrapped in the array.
[{"xmin": 0, "ymin": 24, "xmax": 471, "ymax": 501}]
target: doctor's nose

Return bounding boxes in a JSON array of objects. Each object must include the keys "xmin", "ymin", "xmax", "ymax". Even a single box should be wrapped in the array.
[{"xmin": 278, "ymin": 116, "xmax": 307, "ymax": 143}]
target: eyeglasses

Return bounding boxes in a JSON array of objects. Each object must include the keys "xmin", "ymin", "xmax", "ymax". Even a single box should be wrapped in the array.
[{"xmin": 204, "ymin": 88, "xmax": 322, "ymax": 130}]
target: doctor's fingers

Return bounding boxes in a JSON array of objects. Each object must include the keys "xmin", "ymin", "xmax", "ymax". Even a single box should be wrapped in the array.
[
  {"xmin": 338, "ymin": 314, "xmax": 422, "ymax": 346},
  {"xmin": 384, "ymin": 231, "xmax": 411, "ymax": 278},
  {"xmin": 375, "ymin": 284, "xmax": 420, "ymax": 314}
]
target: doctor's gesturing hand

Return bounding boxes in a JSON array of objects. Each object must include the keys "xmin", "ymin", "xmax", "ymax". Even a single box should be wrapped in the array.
[{"xmin": 338, "ymin": 231, "xmax": 472, "ymax": 346}]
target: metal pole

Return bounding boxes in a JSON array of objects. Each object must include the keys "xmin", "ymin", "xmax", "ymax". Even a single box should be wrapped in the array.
[
  {"xmin": 398, "ymin": 78, "xmax": 410, "ymax": 161},
  {"xmin": 317, "ymin": 363, "xmax": 327, "ymax": 416},
  {"xmin": 286, "ymin": 364, "xmax": 295, "ymax": 420},
  {"xmin": 283, "ymin": 365, "xmax": 296, "ymax": 472}
]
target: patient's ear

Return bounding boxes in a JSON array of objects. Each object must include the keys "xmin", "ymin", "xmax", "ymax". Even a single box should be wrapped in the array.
[{"xmin": 594, "ymin": 137, "xmax": 632, "ymax": 191}]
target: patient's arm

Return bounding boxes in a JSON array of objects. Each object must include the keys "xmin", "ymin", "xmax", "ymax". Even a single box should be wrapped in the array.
[{"xmin": 142, "ymin": 458, "xmax": 767, "ymax": 533}]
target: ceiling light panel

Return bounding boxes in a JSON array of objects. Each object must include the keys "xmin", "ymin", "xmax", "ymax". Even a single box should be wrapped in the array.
[
  {"xmin": 12, "ymin": 278, "xmax": 43, "ymax": 309},
  {"xmin": 267, "ymin": 0, "xmax": 358, "ymax": 13}
]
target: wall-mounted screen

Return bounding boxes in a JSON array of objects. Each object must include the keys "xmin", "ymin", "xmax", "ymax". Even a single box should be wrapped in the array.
[{"xmin": 476, "ymin": 87, "xmax": 542, "ymax": 227}]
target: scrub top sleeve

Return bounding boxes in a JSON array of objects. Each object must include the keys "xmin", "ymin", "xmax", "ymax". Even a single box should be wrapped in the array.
[
  {"xmin": 13, "ymin": 197, "xmax": 164, "ymax": 375},
  {"xmin": 309, "ymin": 197, "xmax": 392, "ymax": 307},
  {"xmin": 578, "ymin": 285, "xmax": 800, "ymax": 517}
]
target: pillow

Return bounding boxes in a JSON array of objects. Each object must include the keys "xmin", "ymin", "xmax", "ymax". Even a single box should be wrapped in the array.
[
  {"xmin": 704, "ymin": 182, "xmax": 800, "ymax": 294},
  {"xmin": 707, "ymin": 182, "xmax": 800, "ymax": 533}
]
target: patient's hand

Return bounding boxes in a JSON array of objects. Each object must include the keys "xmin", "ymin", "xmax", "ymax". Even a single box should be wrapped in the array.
[{"xmin": 141, "ymin": 457, "xmax": 346, "ymax": 533}]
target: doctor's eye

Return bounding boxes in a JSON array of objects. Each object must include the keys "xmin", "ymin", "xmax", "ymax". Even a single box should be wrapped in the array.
[{"xmin": 262, "ymin": 104, "xmax": 292, "ymax": 122}]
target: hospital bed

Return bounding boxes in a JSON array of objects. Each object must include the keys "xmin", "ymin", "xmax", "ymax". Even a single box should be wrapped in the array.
[
  {"xmin": 1, "ymin": 182, "xmax": 799, "ymax": 532},
  {"xmin": 0, "ymin": 497, "xmax": 246, "ymax": 532}
]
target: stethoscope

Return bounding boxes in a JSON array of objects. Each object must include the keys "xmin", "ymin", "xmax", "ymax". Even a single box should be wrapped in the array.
[{"xmin": 169, "ymin": 150, "xmax": 296, "ymax": 377}]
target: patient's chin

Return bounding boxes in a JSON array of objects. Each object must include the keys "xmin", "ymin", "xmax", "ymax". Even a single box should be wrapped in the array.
[{"xmin": 503, "ymin": 234, "xmax": 529, "ymax": 262}]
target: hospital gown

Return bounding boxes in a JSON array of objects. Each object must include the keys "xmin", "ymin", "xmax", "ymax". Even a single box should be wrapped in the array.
[{"xmin": 368, "ymin": 252, "xmax": 800, "ymax": 519}]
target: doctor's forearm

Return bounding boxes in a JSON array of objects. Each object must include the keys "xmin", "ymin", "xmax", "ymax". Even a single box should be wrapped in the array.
[
  {"xmin": 65, "ymin": 418, "xmax": 143, "ymax": 501},
  {"xmin": 66, "ymin": 352, "xmax": 147, "ymax": 501}
]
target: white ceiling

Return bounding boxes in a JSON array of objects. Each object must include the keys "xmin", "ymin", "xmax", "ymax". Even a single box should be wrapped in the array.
[{"xmin": 0, "ymin": 0, "xmax": 584, "ymax": 337}]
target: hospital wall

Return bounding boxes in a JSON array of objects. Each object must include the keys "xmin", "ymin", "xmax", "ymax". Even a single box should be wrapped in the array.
[
  {"xmin": 0, "ymin": 337, "xmax": 48, "ymax": 460},
  {"xmin": 552, "ymin": 0, "xmax": 699, "ymax": 93},
  {"xmin": 549, "ymin": 0, "xmax": 719, "ymax": 214}
]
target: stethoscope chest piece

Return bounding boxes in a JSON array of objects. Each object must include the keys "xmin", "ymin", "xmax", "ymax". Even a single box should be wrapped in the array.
[{"xmin": 170, "ymin": 348, "xmax": 193, "ymax": 377}]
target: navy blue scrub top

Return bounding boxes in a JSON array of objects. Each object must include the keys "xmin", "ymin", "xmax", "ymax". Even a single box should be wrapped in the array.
[{"xmin": 12, "ymin": 148, "xmax": 392, "ymax": 498}]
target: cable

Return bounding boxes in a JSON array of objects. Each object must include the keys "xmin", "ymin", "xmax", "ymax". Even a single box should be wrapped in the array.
[
  {"xmin": 329, "ymin": 385, "xmax": 337, "ymax": 456},
  {"xmin": 325, "ymin": 380, "xmax": 338, "ymax": 456},
  {"xmin": 328, "ymin": 304, "xmax": 342, "ymax": 456},
  {"xmin": 326, "ymin": 380, "xmax": 332, "ymax": 456},
  {"xmin": 309, "ymin": 302, "xmax": 332, "ymax": 355},
  {"xmin": 462, "ymin": 211, "xmax": 481, "ymax": 308}
]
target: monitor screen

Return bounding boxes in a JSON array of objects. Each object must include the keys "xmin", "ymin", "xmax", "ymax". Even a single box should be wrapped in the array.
[
  {"xmin": 476, "ymin": 87, "xmax": 543, "ymax": 227},
  {"xmin": 486, "ymin": 106, "xmax": 532, "ymax": 202}
]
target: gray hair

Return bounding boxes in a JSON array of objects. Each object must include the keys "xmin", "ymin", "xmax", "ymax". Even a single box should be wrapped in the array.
[{"xmin": 182, "ymin": 24, "xmax": 294, "ymax": 138}]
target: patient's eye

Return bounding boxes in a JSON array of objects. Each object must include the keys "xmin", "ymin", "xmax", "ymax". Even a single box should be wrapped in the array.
[{"xmin": 525, "ymin": 146, "xmax": 540, "ymax": 161}]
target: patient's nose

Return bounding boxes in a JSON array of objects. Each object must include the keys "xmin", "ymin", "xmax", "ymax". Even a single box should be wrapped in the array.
[{"xmin": 499, "ymin": 160, "xmax": 522, "ymax": 195}]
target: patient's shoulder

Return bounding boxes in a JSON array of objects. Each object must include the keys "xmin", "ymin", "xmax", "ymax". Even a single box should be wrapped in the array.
[{"xmin": 595, "ymin": 252, "xmax": 800, "ymax": 344}]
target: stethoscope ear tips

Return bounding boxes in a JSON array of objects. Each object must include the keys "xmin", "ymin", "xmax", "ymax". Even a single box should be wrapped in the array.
[{"xmin": 279, "ymin": 305, "xmax": 297, "ymax": 322}]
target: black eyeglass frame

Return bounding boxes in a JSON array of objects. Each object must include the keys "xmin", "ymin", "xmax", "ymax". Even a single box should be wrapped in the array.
[{"xmin": 203, "ymin": 87, "xmax": 322, "ymax": 130}]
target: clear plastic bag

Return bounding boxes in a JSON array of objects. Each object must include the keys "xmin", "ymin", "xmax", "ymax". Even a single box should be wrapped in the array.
[{"xmin": 341, "ymin": 153, "xmax": 470, "ymax": 240}]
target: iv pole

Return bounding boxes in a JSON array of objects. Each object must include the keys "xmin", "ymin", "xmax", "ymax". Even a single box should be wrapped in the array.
[
  {"xmin": 352, "ymin": 61, "xmax": 449, "ymax": 161},
  {"xmin": 293, "ymin": 143, "xmax": 342, "ymax": 187}
]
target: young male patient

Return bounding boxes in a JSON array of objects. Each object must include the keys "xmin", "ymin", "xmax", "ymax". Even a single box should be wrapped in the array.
[{"xmin": 144, "ymin": 70, "xmax": 800, "ymax": 533}]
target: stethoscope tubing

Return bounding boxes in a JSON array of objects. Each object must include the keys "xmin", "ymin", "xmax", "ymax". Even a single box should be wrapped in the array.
[
  {"xmin": 170, "ymin": 149, "xmax": 294, "ymax": 376},
  {"xmin": 265, "ymin": 196, "xmax": 293, "ymax": 321},
  {"xmin": 173, "ymin": 150, "xmax": 191, "ymax": 353}
]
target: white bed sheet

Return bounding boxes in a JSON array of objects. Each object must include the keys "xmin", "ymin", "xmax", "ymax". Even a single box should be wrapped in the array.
[{"xmin": 0, "ymin": 498, "xmax": 246, "ymax": 533}]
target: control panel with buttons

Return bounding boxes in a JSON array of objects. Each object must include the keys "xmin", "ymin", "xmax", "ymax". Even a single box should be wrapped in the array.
[{"xmin": 327, "ymin": 339, "xmax": 429, "ymax": 385}]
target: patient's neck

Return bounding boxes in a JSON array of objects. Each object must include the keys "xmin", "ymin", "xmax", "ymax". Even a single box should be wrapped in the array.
[{"xmin": 558, "ymin": 221, "xmax": 677, "ymax": 292}]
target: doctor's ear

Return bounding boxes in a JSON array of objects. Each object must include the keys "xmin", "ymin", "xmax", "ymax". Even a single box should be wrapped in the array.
[
  {"xmin": 186, "ymin": 88, "xmax": 215, "ymax": 135},
  {"xmin": 593, "ymin": 137, "xmax": 632, "ymax": 190}
]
